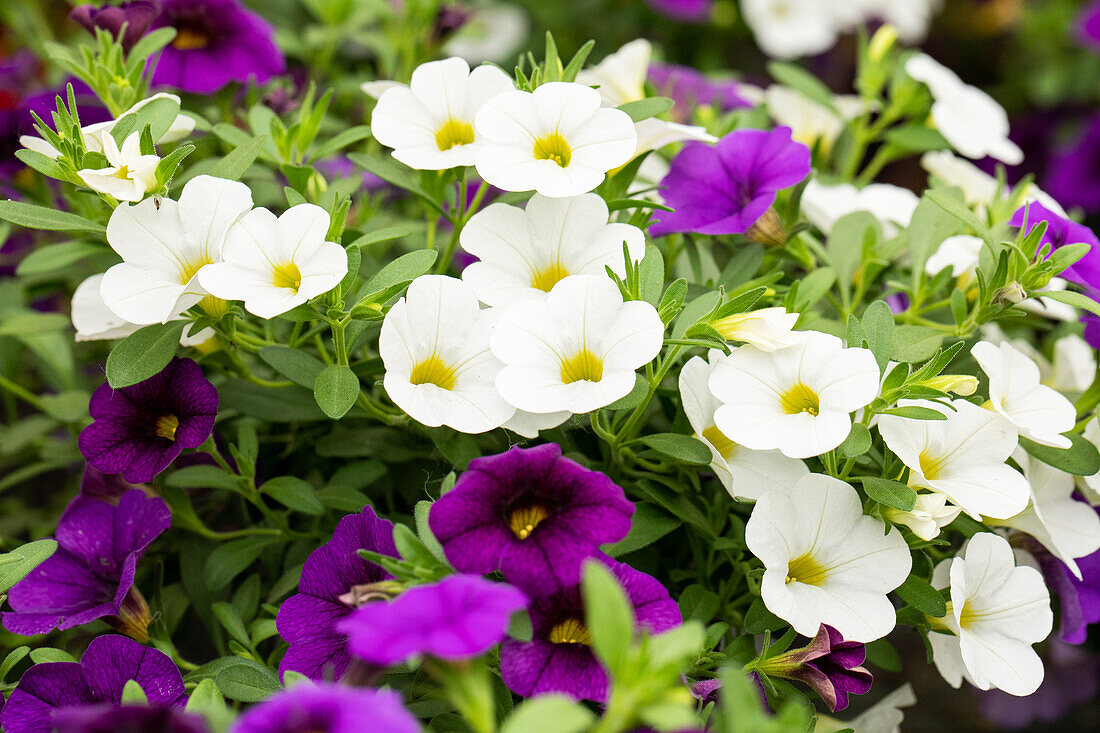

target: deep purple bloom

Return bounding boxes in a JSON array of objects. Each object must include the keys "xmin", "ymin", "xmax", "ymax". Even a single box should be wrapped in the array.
[
  {"xmin": 151, "ymin": 0, "xmax": 285, "ymax": 94},
  {"xmin": 231, "ymin": 685, "xmax": 418, "ymax": 733},
  {"xmin": 650, "ymin": 127, "xmax": 811, "ymax": 237},
  {"xmin": 644, "ymin": 0, "xmax": 712, "ymax": 23},
  {"xmin": 1085, "ymin": 313, "xmax": 1100, "ymax": 350},
  {"xmin": 1044, "ymin": 113, "xmax": 1100, "ymax": 215},
  {"xmin": 1, "ymin": 635, "xmax": 185, "ymax": 733},
  {"xmin": 4, "ymin": 489, "xmax": 169, "ymax": 638},
  {"xmin": 276, "ymin": 507, "xmax": 398, "ymax": 681},
  {"xmin": 429, "ymin": 444, "xmax": 634, "ymax": 596},
  {"xmin": 1036, "ymin": 543, "xmax": 1100, "ymax": 644},
  {"xmin": 71, "ymin": 1, "xmax": 160, "ymax": 52},
  {"xmin": 1078, "ymin": 1, "xmax": 1100, "ymax": 52},
  {"xmin": 977, "ymin": 638, "xmax": 1099, "ymax": 729},
  {"xmin": 80, "ymin": 465, "xmax": 141, "ymax": 502},
  {"xmin": 79, "ymin": 357, "xmax": 218, "ymax": 484},
  {"xmin": 648, "ymin": 62, "xmax": 754, "ymax": 124},
  {"xmin": 1010, "ymin": 202, "xmax": 1100, "ymax": 289},
  {"xmin": 338, "ymin": 574, "xmax": 527, "ymax": 666},
  {"xmin": 760, "ymin": 625, "xmax": 872, "ymax": 712},
  {"xmin": 500, "ymin": 556, "xmax": 681, "ymax": 703},
  {"xmin": 52, "ymin": 704, "xmax": 209, "ymax": 733}
]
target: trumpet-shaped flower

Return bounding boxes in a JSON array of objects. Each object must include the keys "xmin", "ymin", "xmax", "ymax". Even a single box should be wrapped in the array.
[
  {"xmin": 371, "ymin": 57, "xmax": 515, "ymax": 170},
  {"xmin": 460, "ymin": 193, "xmax": 645, "ymax": 307},
  {"xmin": 77, "ymin": 131, "xmax": 159, "ymax": 202},
  {"xmin": 474, "ymin": 82, "xmax": 637, "ymax": 197},
  {"xmin": 491, "ymin": 275, "xmax": 664, "ymax": 415},
  {"xmin": 679, "ymin": 353, "xmax": 808, "ymax": 499},
  {"xmin": 878, "ymin": 399, "xmax": 1029, "ymax": 519},
  {"xmin": 709, "ymin": 307, "xmax": 799, "ymax": 351},
  {"xmin": 746, "ymin": 473, "xmax": 912, "ymax": 642},
  {"xmin": 925, "ymin": 234, "xmax": 984, "ymax": 284},
  {"xmin": 709, "ymin": 331, "xmax": 880, "ymax": 459},
  {"xmin": 232, "ymin": 685, "xmax": 418, "ymax": 733},
  {"xmin": 764, "ymin": 86, "xmax": 864, "ymax": 151},
  {"xmin": 72, "ymin": 274, "xmax": 214, "ymax": 346},
  {"xmin": 740, "ymin": 0, "xmax": 839, "ymax": 59},
  {"xmin": 883, "ymin": 492, "xmax": 961, "ymax": 541},
  {"xmin": 380, "ymin": 275, "xmax": 514, "ymax": 433},
  {"xmin": 800, "ymin": 180, "xmax": 918, "ymax": 237},
  {"xmin": 100, "ymin": 175, "xmax": 253, "ymax": 325}
]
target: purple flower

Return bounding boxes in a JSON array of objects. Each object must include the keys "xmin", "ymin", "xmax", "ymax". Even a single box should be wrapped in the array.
[
  {"xmin": 977, "ymin": 638, "xmax": 1099, "ymax": 729},
  {"xmin": 429, "ymin": 444, "xmax": 634, "ymax": 596},
  {"xmin": 644, "ymin": 0, "xmax": 712, "ymax": 23},
  {"xmin": 1078, "ymin": 0, "xmax": 1100, "ymax": 52},
  {"xmin": 1, "ymin": 635, "xmax": 186, "ymax": 733},
  {"xmin": 1036, "ymin": 544, "xmax": 1100, "ymax": 644},
  {"xmin": 758, "ymin": 625, "xmax": 872, "ymax": 712},
  {"xmin": 80, "ymin": 465, "xmax": 141, "ymax": 502},
  {"xmin": 338, "ymin": 574, "xmax": 528, "ymax": 666},
  {"xmin": 151, "ymin": 0, "xmax": 285, "ymax": 94},
  {"xmin": 276, "ymin": 506, "xmax": 398, "ymax": 681},
  {"xmin": 650, "ymin": 127, "xmax": 810, "ymax": 237},
  {"xmin": 71, "ymin": 1, "xmax": 160, "ymax": 52},
  {"xmin": 499, "ymin": 556, "xmax": 681, "ymax": 703},
  {"xmin": 1044, "ymin": 113, "xmax": 1100, "ymax": 215},
  {"xmin": 51, "ymin": 704, "xmax": 209, "ymax": 733},
  {"xmin": 4, "ymin": 489, "xmax": 169, "ymax": 639},
  {"xmin": 648, "ymin": 62, "xmax": 754, "ymax": 124},
  {"xmin": 1085, "ymin": 313, "xmax": 1100, "ymax": 350},
  {"xmin": 79, "ymin": 357, "xmax": 218, "ymax": 484},
  {"xmin": 231, "ymin": 684, "xmax": 418, "ymax": 733},
  {"xmin": 1010, "ymin": 202, "xmax": 1100, "ymax": 290}
]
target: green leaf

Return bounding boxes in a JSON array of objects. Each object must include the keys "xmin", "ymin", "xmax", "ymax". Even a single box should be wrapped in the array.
[
  {"xmin": 313, "ymin": 364, "xmax": 359, "ymax": 419},
  {"xmin": 891, "ymin": 325, "xmax": 944, "ymax": 363},
  {"xmin": 258, "ymin": 346, "xmax": 326, "ymax": 390},
  {"xmin": 204, "ymin": 537, "xmax": 281, "ymax": 591},
  {"xmin": 858, "ymin": 476, "xmax": 917, "ymax": 511},
  {"xmin": 0, "ymin": 647, "xmax": 30, "ymax": 682},
  {"xmin": 348, "ymin": 153, "xmax": 444, "ymax": 215},
  {"xmin": 208, "ymin": 135, "xmax": 269, "ymax": 180},
  {"xmin": 743, "ymin": 597, "xmax": 786, "ymax": 634},
  {"xmin": 166, "ymin": 465, "xmax": 240, "ymax": 491},
  {"xmin": 414, "ymin": 500, "xmax": 449, "ymax": 564},
  {"xmin": 828, "ymin": 212, "xmax": 880, "ymax": 303},
  {"xmin": 120, "ymin": 679, "xmax": 148, "ymax": 705},
  {"xmin": 604, "ymin": 373, "xmax": 648, "ymax": 411},
  {"xmin": 907, "ymin": 196, "xmax": 964, "ymax": 287},
  {"xmin": 311, "ymin": 125, "xmax": 373, "ymax": 161},
  {"xmin": 16, "ymin": 241, "xmax": 105, "ymax": 276},
  {"xmin": 111, "ymin": 96, "xmax": 181, "ymax": 147},
  {"xmin": 880, "ymin": 405, "xmax": 948, "ymax": 420},
  {"xmin": 861, "ymin": 300, "xmax": 896, "ymax": 372},
  {"xmin": 1020, "ymin": 433, "xmax": 1100, "ymax": 477},
  {"xmin": 617, "ymin": 96, "xmax": 674, "ymax": 122},
  {"xmin": 639, "ymin": 244, "xmax": 665, "ymax": 306},
  {"xmin": 501, "ymin": 695, "xmax": 595, "ymax": 733},
  {"xmin": 633, "ymin": 433, "xmax": 712, "ymax": 465},
  {"xmin": 1033, "ymin": 289, "xmax": 1100, "ymax": 318},
  {"xmin": 895, "ymin": 574, "xmax": 946, "ymax": 617},
  {"xmin": 0, "ymin": 200, "xmax": 105, "ymax": 233},
  {"xmin": 838, "ymin": 423, "xmax": 872, "ymax": 458},
  {"xmin": 212, "ymin": 601, "xmax": 252, "ymax": 648},
  {"xmin": 349, "ymin": 223, "xmax": 420, "ymax": 249},
  {"xmin": 0, "ymin": 311, "xmax": 69, "ymax": 336},
  {"xmin": 106, "ymin": 321, "xmax": 186, "ymax": 388},
  {"xmin": 30, "ymin": 648, "xmax": 75, "ymax": 664},
  {"xmin": 925, "ymin": 189, "xmax": 993, "ymax": 247},
  {"xmin": 261, "ymin": 476, "xmax": 325, "ymax": 515},
  {"xmin": 603, "ymin": 503, "xmax": 681, "ymax": 558},
  {"xmin": 360, "ymin": 249, "xmax": 438, "ymax": 304},
  {"xmin": 38, "ymin": 390, "xmax": 90, "ymax": 422},
  {"xmin": 883, "ymin": 125, "xmax": 950, "ymax": 153},
  {"xmin": 214, "ymin": 662, "xmax": 281, "ymax": 702},
  {"xmin": 767, "ymin": 61, "xmax": 838, "ymax": 111},
  {"xmin": 184, "ymin": 679, "xmax": 232, "ymax": 726},
  {"xmin": 219, "ymin": 380, "xmax": 327, "ymax": 422},
  {"xmin": 0, "ymin": 539, "xmax": 58, "ymax": 593},
  {"xmin": 582, "ymin": 560, "xmax": 634, "ymax": 677},
  {"xmin": 14, "ymin": 149, "xmax": 68, "ymax": 180}
]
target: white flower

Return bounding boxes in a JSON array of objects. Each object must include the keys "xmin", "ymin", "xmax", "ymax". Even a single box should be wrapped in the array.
[
  {"xmin": 884, "ymin": 493, "xmax": 962, "ymax": 541},
  {"xmin": 491, "ymin": 274, "xmax": 664, "ymax": 414},
  {"xmin": 474, "ymin": 82, "xmax": 637, "ymax": 197},
  {"xmin": 72, "ymin": 274, "xmax": 214, "ymax": 346},
  {"xmin": 709, "ymin": 307, "xmax": 799, "ymax": 351},
  {"xmin": 765, "ymin": 86, "xmax": 864, "ymax": 150},
  {"xmin": 100, "ymin": 175, "xmax": 253, "ymax": 325},
  {"xmin": 76, "ymin": 131, "xmax": 159, "ymax": 202},
  {"xmin": 370, "ymin": 57, "xmax": 515, "ymax": 171},
  {"xmin": 972, "ymin": 340, "xmax": 1076, "ymax": 449},
  {"xmin": 1047, "ymin": 334, "xmax": 1096, "ymax": 393},
  {"xmin": 843, "ymin": 0, "xmax": 942, "ymax": 42},
  {"xmin": 679, "ymin": 352, "xmax": 809, "ymax": 500},
  {"xmin": 459, "ymin": 193, "xmax": 645, "ymax": 307},
  {"xmin": 746, "ymin": 473, "xmax": 912, "ymax": 642},
  {"xmin": 878, "ymin": 399, "xmax": 1029, "ymax": 519},
  {"xmin": 741, "ymin": 0, "xmax": 840, "ymax": 59},
  {"xmin": 709, "ymin": 331, "xmax": 880, "ymax": 459},
  {"xmin": 1019, "ymin": 277, "xmax": 1081, "ymax": 323},
  {"xmin": 442, "ymin": 2, "xmax": 529, "ymax": 65},
  {"xmin": 921, "ymin": 151, "xmax": 999, "ymax": 207},
  {"xmin": 380, "ymin": 275, "xmax": 514, "ymax": 433},
  {"xmin": 842, "ymin": 684, "xmax": 917, "ymax": 733},
  {"xmin": 500, "ymin": 409, "xmax": 570, "ymax": 439},
  {"xmin": 198, "ymin": 204, "xmax": 348, "ymax": 319},
  {"xmin": 1080, "ymin": 417, "xmax": 1100, "ymax": 504},
  {"xmin": 927, "ymin": 532, "xmax": 1052, "ymax": 696},
  {"xmin": 800, "ymin": 180, "xmax": 918, "ymax": 237},
  {"xmin": 905, "ymin": 54, "xmax": 1022, "ymax": 164},
  {"xmin": 924, "ymin": 234, "xmax": 983, "ymax": 284}
]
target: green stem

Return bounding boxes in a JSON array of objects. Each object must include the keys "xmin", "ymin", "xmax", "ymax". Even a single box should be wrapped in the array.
[{"xmin": 0, "ymin": 374, "xmax": 44, "ymax": 412}]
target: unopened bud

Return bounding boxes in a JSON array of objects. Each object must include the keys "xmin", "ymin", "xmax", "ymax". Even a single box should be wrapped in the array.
[
  {"xmin": 993, "ymin": 282, "xmax": 1026, "ymax": 305},
  {"xmin": 745, "ymin": 208, "xmax": 787, "ymax": 247},
  {"xmin": 868, "ymin": 25, "xmax": 899, "ymax": 64}
]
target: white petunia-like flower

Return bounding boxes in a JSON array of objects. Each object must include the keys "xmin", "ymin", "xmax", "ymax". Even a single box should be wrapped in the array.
[
  {"xmin": 77, "ymin": 131, "xmax": 160, "ymax": 202},
  {"xmin": 971, "ymin": 340, "xmax": 1076, "ymax": 448},
  {"xmin": 764, "ymin": 86, "xmax": 864, "ymax": 151},
  {"xmin": 800, "ymin": 179, "xmax": 918, "ymax": 237},
  {"xmin": 746, "ymin": 473, "xmax": 912, "ymax": 642},
  {"xmin": 878, "ymin": 399, "xmax": 1029, "ymax": 519},
  {"xmin": 709, "ymin": 331, "xmax": 880, "ymax": 459},
  {"xmin": 980, "ymin": 328, "xmax": 1095, "ymax": 394},
  {"xmin": 442, "ymin": 2, "xmax": 529, "ymax": 65},
  {"xmin": 380, "ymin": 275, "xmax": 515, "ymax": 433},
  {"xmin": 1080, "ymin": 417, "xmax": 1100, "ymax": 505},
  {"xmin": 741, "ymin": 0, "xmax": 840, "ymax": 59},
  {"xmin": 924, "ymin": 234, "xmax": 984, "ymax": 285},
  {"xmin": 198, "ymin": 204, "xmax": 348, "ymax": 319},
  {"xmin": 927, "ymin": 532, "xmax": 1052, "ymax": 696},
  {"xmin": 679, "ymin": 352, "xmax": 809, "ymax": 500},
  {"xmin": 100, "ymin": 175, "xmax": 253, "ymax": 325},
  {"xmin": 884, "ymin": 492, "xmax": 962, "ymax": 542},
  {"xmin": 474, "ymin": 82, "xmax": 637, "ymax": 197},
  {"xmin": 491, "ymin": 274, "xmax": 664, "ymax": 414},
  {"xmin": 709, "ymin": 307, "xmax": 799, "ymax": 351},
  {"xmin": 370, "ymin": 57, "xmax": 515, "ymax": 170},
  {"xmin": 459, "ymin": 193, "xmax": 645, "ymax": 307},
  {"xmin": 72, "ymin": 274, "xmax": 214, "ymax": 346}
]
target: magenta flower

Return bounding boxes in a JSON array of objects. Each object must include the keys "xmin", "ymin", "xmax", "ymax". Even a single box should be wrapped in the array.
[
  {"xmin": 151, "ymin": 0, "xmax": 285, "ymax": 94},
  {"xmin": 1, "ymin": 635, "xmax": 185, "ymax": 733},
  {"xmin": 231, "ymin": 685, "xmax": 418, "ymax": 733},
  {"xmin": 650, "ymin": 127, "xmax": 811, "ymax": 237},
  {"xmin": 338, "ymin": 574, "xmax": 528, "ymax": 666},
  {"xmin": 499, "ymin": 556, "xmax": 681, "ymax": 703},
  {"xmin": 1078, "ymin": 0, "xmax": 1100, "ymax": 52},
  {"xmin": 759, "ymin": 624, "xmax": 873, "ymax": 712},
  {"xmin": 276, "ymin": 507, "xmax": 398, "ymax": 681},
  {"xmin": 644, "ymin": 0, "xmax": 712, "ymax": 23},
  {"xmin": 4, "ymin": 489, "xmax": 169, "ymax": 638},
  {"xmin": 1044, "ymin": 114, "xmax": 1100, "ymax": 216},
  {"xmin": 648, "ymin": 62, "xmax": 754, "ymax": 124},
  {"xmin": 428, "ymin": 444, "xmax": 634, "ymax": 596},
  {"xmin": 1010, "ymin": 202, "xmax": 1100, "ymax": 290},
  {"xmin": 78, "ymin": 357, "xmax": 218, "ymax": 484},
  {"xmin": 52, "ymin": 704, "xmax": 209, "ymax": 733},
  {"xmin": 71, "ymin": 1, "xmax": 160, "ymax": 51}
]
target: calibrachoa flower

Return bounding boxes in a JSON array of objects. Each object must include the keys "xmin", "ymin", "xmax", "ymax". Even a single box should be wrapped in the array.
[
  {"xmin": 77, "ymin": 131, "xmax": 160, "ymax": 202},
  {"xmin": 800, "ymin": 179, "xmax": 918, "ymax": 237},
  {"xmin": 644, "ymin": 0, "xmax": 711, "ymax": 23},
  {"xmin": 647, "ymin": 62, "xmax": 754, "ymax": 123},
  {"xmin": 4, "ymin": 489, "xmax": 169, "ymax": 637},
  {"xmin": 1010, "ymin": 202, "xmax": 1100, "ymax": 290},
  {"xmin": 1045, "ymin": 113, "xmax": 1100, "ymax": 215},
  {"xmin": 78, "ymin": 357, "xmax": 218, "ymax": 483},
  {"xmin": 459, "ymin": 193, "xmax": 646, "ymax": 307},
  {"xmin": 338, "ymin": 574, "xmax": 527, "ymax": 665},
  {"xmin": 708, "ymin": 307, "xmax": 799, "ymax": 351},
  {"xmin": 925, "ymin": 234, "xmax": 984, "ymax": 285},
  {"xmin": 492, "ymin": 274, "xmax": 665, "ymax": 415},
  {"xmin": 650, "ymin": 127, "xmax": 810, "ymax": 237},
  {"xmin": 740, "ymin": 0, "xmax": 839, "ymax": 59},
  {"xmin": 883, "ymin": 493, "xmax": 961, "ymax": 541},
  {"xmin": 746, "ymin": 474, "xmax": 911, "ymax": 642},
  {"xmin": 52, "ymin": 705, "xmax": 209, "ymax": 733},
  {"xmin": 72, "ymin": 273, "xmax": 140, "ymax": 342},
  {"xmin": 757, "ymin": 624, "xmax": 872, "ymax": 713},
  {"xmin": 1, "ymin": 635, "xmax": 186, "ymax": 733},
  {"xmin": 371, "ymin": 57, "xmax": 514, "ymax": 170},
  {"xmin": 71, "ymin": 1, "xmax": 160, "ymax": 52},
  {"xmin": 1078, "ymin": 0, "xmax": 1100, "ymax": 52},
  {"xmin": 231, "ymin": 684, "xmax": 418, "ymax": 733},
  {"xmin": 474, "ymin": 81, "xmax": 637, "ymax": 198},
  {"xmin": 429, "ymin": 443, "xmax": 634, "ymax": 594},
  {"xmin": 499, "ymin": 556, "xmax": 681, "ymax": 702},
  {"xmin": 764, "ymin": 87, "xmax": 865, "ymax": 154},
  {"xmin": 276, "ymin": 506, "xmax": 398, "ymax": 681}
]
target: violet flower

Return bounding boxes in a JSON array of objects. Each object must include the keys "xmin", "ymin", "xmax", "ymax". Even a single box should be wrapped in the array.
[
  {"xmin": 150, "ymin": 0, "xmax": 286, "ymax": 94},
  {"xmin": 757, "ymin": 624, "xmax": 872, "ymax": 712},
  {"xmin": 650, "ymin": 127, "xmax": 810, "ymax": 238},
  {"xmin": 499, "ymin": 556, "xmax": 681, "ymax": 703},
  {"xmin": 231, "ymin": 684, "xmax": 418, "ymax": 733},
  {"xmin": 51, "ymin": 704, "xmax": 209, "ymax": 733},
  {"xmin": 78, "ymin": 357, "xmax": 218, "ymax": 484},
  {"xmin": 1044, "ymin": 113, "xmax": 1100, "ymax": 215},
  {"xmin": 1077, "ymin": 0, "xmax": 1100, "ymax": 52},
  {"xmin": 428, "ymin": 443, "xmax": 634, "ymax": 596},
  {"xmin": 276, "ymin": 506, "xmax": 399, "ymax": 681},
  {"xmin": 338, "ymin": 574, "xmax": 527, "ymax": 666},
  {"xmin": 1010, "ymin": 202, "xmax": 1100, "ymax": 290},
  {"xmin": 4, "ymin": 489, "xmax": 169, "ymax": 639},
  {"xmin": 80, "ymin": 465, "xmax": 141, "ymax": 502},
  {"xmin": 71, "ymin": 1, "xmax": 160, "ymax": 52},
  {"xmin": 1085, "ymin": 313, "xmax": 1100, "ymax": 351},
  {"xmin": 1, "ymin": 635, "xmax": 186, "ymax": 733},
  {"xmin": 1036, "ymin": 544, "xmax": 1100, "ymax": 644},
  {"xmin": 648, "ymin": 62, "xmax": 754, "ymax": 124},
  {"xmin": 644, "ymin": 0, "xmax": 712, "ymax": 23}
]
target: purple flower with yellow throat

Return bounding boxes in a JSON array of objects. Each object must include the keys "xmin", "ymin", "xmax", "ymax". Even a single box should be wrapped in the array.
[{"xmin": 755, "ymin": 624, "xmax": 872, "ymax": 712}]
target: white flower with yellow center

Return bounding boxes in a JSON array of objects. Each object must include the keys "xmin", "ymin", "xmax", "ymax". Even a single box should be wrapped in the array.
[
  {"xmin": 883, "ymin": 493, "xmax": 962, "ymax": 542},
  {"xmin": 924, "ymin": 234, "xmax": 983, "ymax": 285},
  {"xmin": 741, "ymin": 0, "xmax": 840, "ymax": 59},
  {"xmin": 380, "ymin": 275, "xmax": 514, "ymax": 434},
  {"xmin": 198, "ymin": 204, "xmax": 348, "ymax": 319},
  {"xmin": 708, "ymin": 331, "xmax": 880, "ymax": 459},
  {"xmin": 927, "ymin": 533, "xmax": 1052, "ymax": 696},
  {"xmin": 100, "ymin": 175, "xmax": 253, "ymax": 325},
  {"xmin": 679, "ymin": 352, "xmax": 809, "ymax": 499},
  {"xmin": 460, "ymin": 193, "xmax": 645, "ymax": 307},
  {"xmin": 370, "ymin": 57, "xmax": 515, "ymax": 170},
  {"xmin": 746, "ymin": 473, "xmax": 912, "ymax": 642},
  {"xmin": 708, "ymin": 307, "xmax": 799, "ymax": 351},
  {"xmin": 77, "ymin": 131, "xmax": 160, "ymax": 202},
  {"xmin": 491, "ymin": 274, "xmax": 664, "ymax": 414},
  {"xmin": 474, "ymin": 82, "xmax": 637, "ymax": 198},
  {"xmin": 878, "ymin": 399, "xmax": 1029, "ymax": 519}
]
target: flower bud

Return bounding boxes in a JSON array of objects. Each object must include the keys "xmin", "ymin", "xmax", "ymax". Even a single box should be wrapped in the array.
[{"xmin": 868, "ymin": 24, "xmax": 899, "ymax": 64}]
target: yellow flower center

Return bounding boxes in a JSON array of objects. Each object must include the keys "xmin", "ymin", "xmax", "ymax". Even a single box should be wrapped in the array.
[
  {"xmin": 957, "ymin": 601, "xmax": 979, "ymax": 630},
  {"xmin": 548, "ymin": 617, "xmax": 592, "ymax": 645},
  {"xmin": 508, "ymin": 504, "xmax": 549, "ymax": 540},
  {"xmin": 272, "ymin": 262, "xmax": 303, "ymax": 292},
  {"xmin": 113, "ymin": 165, "xmax": 132, "ymax": 180},
  {"xmin": 154, "ymin": 414, "xmax": 179, "ymax": 441},
  {"xmin": 918, "ymin": 450, "xmax": 946, "ymax": 481},
  {"xmin": 779, "ymin": 382, "xmax": 820, "ymax": 416},
  {"xmin": 179, "ymin": 257, "xmax": 213, "ymax": 285},
  {"xmin": 435, "ymin": 118, "xmax": 475, "ymax": 151},
  {"xmin": 560, "ymin": 349, "xmax": 603, "ymax": 384},
  {"xmin": 172, "ymin": 27, "xmax": 210, "ymax": 50},
  {"xmin": 410, "ymin": 355, "xmax": 458, "ymax": 390},
  {"xmin": 785, "ymin": 553, "xmax": 827, "ymax": 586},
  {"xmin": 533, "ymin": 132, "xmax": 572, "ymax": 167},
  {"xmin": 530, "ymin": 261, "xmax": 570, "ymax": 292},
  {"xmin": 701, "ymin": 425, "xmax": 737, "ymax": 460}
]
